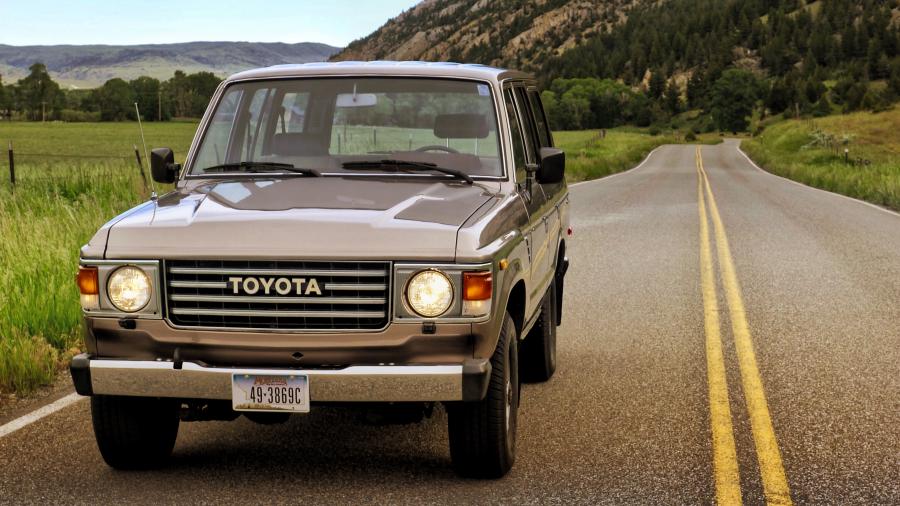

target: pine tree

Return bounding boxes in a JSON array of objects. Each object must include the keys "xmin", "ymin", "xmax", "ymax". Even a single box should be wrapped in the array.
[
  {"xmin": 687, "ymin": 71, "xmax": 706, "ymax": 109},
  {"xmin": 648, "ymin": 69, "xmax": 666, "ymax": 100},
  {"xmin": 664, "ymin": 80, "xmax": 682, "ymax": 115}
]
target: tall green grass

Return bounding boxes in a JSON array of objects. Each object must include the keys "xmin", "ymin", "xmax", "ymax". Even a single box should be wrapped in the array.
[
  {"xmin": 743, "ymin": 110, "xmax": 900, "ymax": 211},
  {"xmin": 0, "ymin": 121, "xmax": 197, "ymax": 394}
]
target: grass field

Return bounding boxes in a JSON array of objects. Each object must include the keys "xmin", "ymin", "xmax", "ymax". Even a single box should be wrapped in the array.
[
  {"xmin": 0, "ymin": 121, "xmax": 197, "ymax": 394},
  {"xmin": 0, "ymin": 120, "xmax": 702, "ymax": 395},
  {"xmin": 743, "ymin": 109, "xmax": 900, "ymax": 211}
]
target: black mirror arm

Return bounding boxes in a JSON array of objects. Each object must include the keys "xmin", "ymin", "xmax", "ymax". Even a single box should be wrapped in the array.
[{"xmin": 524, "ymin": 163, "xmax": 539, "ymax": 194}]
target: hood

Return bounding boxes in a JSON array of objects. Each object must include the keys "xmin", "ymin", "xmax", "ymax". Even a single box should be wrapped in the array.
[{"xmin": 104, "ymin": 176, "xmax": 497, "ymax": 261}]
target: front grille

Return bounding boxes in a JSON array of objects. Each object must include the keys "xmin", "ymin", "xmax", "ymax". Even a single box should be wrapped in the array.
[{"xmin": 164, "ymin": 260, "xmax": 390, "ymax": 331}]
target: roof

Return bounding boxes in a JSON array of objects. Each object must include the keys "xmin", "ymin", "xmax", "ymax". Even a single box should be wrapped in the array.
[{"xmin": 225, "ymin": 61, "xmax": 534, "ymax": 84}]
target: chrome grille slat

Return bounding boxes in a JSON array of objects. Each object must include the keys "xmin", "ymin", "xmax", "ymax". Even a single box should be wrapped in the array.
[
  {"xmin": 168, "ymin": 267, "xmax": 386, "ymax": 277},
  {"xmin": 169, "ymin": 281, "xmax": 388, "ymax": 291},
  {"xmin": 169, "ymin": 281, "xmax": 228, "ymax": 289},
  {"xmin": 324, "ymin": 283, "xmax": 387, "ymax": 291},
  {"xmin": 164, "ymin": 260, "xmax": 391, "ymax": 331},
  {"xmin": 171, "ymin": 308, "xmax": 385, "ymax": 318},
  {"xmin": 170, "ymin": 294, "xmax": 385, "ymax": 304}
]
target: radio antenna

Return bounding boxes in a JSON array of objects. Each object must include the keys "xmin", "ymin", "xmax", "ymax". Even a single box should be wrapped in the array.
[{"xmin": 134, "ymin": 102, "xmax": 158, "ymax": 201}]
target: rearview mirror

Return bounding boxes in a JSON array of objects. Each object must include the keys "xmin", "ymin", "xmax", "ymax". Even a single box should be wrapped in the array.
[
  {"xmin": 336, "ymin": 93, "xmax": 378, "ymax": 108},
  {"xmin": 537, "ymin": 147, "xmax": 565, "ymax": 184},
  {"xmin": 150, "ymin": 147, "xmax": 180, "ymax": 184}
]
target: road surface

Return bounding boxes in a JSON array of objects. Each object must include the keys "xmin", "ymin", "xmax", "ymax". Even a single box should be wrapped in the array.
[{"xmin": 1, "ymin": 140, "xmax": 898, "ymax": 504}]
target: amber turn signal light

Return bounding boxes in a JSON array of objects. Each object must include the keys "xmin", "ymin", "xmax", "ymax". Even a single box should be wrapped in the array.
[
  {"xmin": 77, "ymin": 266, "xmax": 99, "ymax": 295},
  {"xmin": 463, "ymin": 271, "xmax": 492, "ymax": 301}
]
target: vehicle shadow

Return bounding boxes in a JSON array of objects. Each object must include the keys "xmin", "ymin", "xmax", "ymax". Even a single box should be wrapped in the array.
[{"xmin": 158, "ymin": 404, "xmax": 459, "ymax": 483}]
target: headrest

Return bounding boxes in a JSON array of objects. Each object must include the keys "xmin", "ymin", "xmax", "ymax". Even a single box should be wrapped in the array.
[
  {"xmin": 270, "ymin": 132, "xmax": 327, "ymax": 156},
  {"xmin": 433, "ymin": 113, "xmax": 489, "ymax": 139}
]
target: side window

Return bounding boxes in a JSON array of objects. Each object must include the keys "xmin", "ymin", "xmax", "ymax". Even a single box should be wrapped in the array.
[
  {"xmin": 527, "ymin": 89, "xmax": 552, "ymax": 147},
  {"xmin": 504, "ymin": 89, "xmax": 528, "ymax": 182},
  {"xmin": 513, "ymin": 87, "xmax": 540, "ymax": 163},
  {"xmin": 194, "ymin": 88, "xmax": 241, "ymax": 169},
  {"xmin": 241, "ymin": 88, "xmax": 273, "ymax": 160}
]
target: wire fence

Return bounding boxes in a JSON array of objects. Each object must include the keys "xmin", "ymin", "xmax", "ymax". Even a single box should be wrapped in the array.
[{"xmin": 4, "ymin": 140, "xmax": 151, "ymax": 189}]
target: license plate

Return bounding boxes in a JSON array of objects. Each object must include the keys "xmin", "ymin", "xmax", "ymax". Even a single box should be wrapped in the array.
[{"xmin": 231, "ymin": 374, "xmax": 310, "ymax": 413}]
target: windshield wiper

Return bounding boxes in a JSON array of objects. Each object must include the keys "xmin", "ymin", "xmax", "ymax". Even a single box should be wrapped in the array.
[
  {"xmin": 202, "ymin": 161, "xmax": 320, "ymax": 177},
  {"xmin": 342, "ymin": 160, "xmax": 474, "ymax": 184}
]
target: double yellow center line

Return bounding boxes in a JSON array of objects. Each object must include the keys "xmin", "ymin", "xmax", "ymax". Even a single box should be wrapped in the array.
[{"xmin": 696, "ymin": 146, "xmax": 793, "ymax": 505}]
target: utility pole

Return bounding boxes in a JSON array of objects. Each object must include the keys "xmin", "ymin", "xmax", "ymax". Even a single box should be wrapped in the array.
[{"xmin": 158, "ymin": 90, "xmax": 162, "ymax": 121}]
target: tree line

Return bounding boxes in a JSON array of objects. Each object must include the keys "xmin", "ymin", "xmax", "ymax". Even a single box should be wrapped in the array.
[
  {"xmin": 541, "ymin": 0, "xmax": 900, "ymax": 132},
  {"xmin": 0, "ymin": 63, "xmax": 222, "ymax": 122}
]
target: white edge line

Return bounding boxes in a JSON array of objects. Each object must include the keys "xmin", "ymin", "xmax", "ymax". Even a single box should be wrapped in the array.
[
  {"xmin": 0, "ymin": 392, "xmax": 84, "ymax": 439},
  {"xmin": 735, "ymin": 143, "xmax": 900, "ymax": 219},
  {"xmin": 569, "ymin": 144, "xmax": 666, "ymax": 188}
]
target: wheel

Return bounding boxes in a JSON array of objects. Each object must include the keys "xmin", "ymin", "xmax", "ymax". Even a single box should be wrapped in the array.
[
  {"xmin": 91, "ymin": 395, "xmax": 180, "ymax": 470},
  {"xmin": 520, "ymin": 281, "xmax": 557, "ymax": 383},
  {"xmin": 447, "ymin": 312, "xmax": 519, "ymax": 478}
]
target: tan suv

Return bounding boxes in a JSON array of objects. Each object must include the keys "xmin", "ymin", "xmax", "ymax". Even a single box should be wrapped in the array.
[{"xmin": 71, "ymin": 62, "xmax": 570, "ymax": 478}]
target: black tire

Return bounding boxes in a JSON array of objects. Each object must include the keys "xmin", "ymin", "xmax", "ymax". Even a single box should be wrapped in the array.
[
  {"xmin": 520, "ymin": 281, "xmax": 557, "ymax": 383},
  {"xmin": 447, "ymin": 312, "xmax": 519, "ymax": 478},
  {"xmin": 91, "ymin": 395, "xmax": 180, "ymax": 470}
]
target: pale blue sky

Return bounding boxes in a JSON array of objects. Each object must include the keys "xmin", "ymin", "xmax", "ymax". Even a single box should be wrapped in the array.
[{"xmin": 0, "ymin": 0, "xmax": 420, "ymax": 47}]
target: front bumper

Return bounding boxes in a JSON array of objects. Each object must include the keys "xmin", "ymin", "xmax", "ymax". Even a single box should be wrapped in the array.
[{"xmin": 70, "ymin": 354, "xmax": 491, "ymax": 403}]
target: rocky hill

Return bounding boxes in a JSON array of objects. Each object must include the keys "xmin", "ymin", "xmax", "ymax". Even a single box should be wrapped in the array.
[
  {"xmin": 0, "ymin": 42, "xmax": 340, "ymax": 88},
  {"xmin": 332, "ymin": 0, "xmax": 644, "ymax": 71}
]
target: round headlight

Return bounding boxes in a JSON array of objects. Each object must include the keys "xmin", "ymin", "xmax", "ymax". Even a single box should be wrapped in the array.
[
  {"xmin": 406, "ymin": 270, "xmax": 453, "ymax": 317},
  {"xmin": 107, "ymin": 266, "xmax": 151, "ymax": 312}
]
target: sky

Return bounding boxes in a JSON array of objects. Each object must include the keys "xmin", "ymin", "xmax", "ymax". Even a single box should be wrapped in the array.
[{"xmin": 0, "ymin": 0, "xmax": 421, "ymax": 47}]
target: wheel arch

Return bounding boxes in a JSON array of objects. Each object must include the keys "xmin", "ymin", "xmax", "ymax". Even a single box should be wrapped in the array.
[{"xmin": 505, "ymin": 279, "xmax": 527, "ymax": 339}]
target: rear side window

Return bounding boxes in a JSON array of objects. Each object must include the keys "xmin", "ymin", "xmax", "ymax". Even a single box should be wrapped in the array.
[{"xmin": 277, "ymin": 92, "xmax": 310, "ymax": 133}]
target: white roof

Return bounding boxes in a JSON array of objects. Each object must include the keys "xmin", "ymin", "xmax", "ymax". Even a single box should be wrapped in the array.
[{"xmin": 226, "ymin": 61, "xmax": 534, "ymax": 84}]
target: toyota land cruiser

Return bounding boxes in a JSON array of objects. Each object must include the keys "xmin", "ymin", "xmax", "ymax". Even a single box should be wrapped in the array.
[{"xmin": 71, "ymin": 62, "xmax": 570, "ymax": 478}]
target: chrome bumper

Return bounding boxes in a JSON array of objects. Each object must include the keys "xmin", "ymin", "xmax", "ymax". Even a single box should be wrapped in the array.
[{"xmin": 70, "ymin": 354, "xmax": 490, "ymax": 402}]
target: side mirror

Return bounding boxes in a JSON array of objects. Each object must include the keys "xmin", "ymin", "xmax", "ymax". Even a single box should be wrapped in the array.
[
  {"xmin": 150, "ymin": 147, "xmax": 180, "ymax": 184},
  {"xmin": 537, "ymin": 147, "xmax": 565, "ymax": 184}
]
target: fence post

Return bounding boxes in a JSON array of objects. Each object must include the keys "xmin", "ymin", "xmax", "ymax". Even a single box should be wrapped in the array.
[
  {"xmin": 7, "ymin": 140, "xmax": 13, "ymax": 187},
  {"xmin": 133, "ymin": 144, "xmax": 148, "ymax": 191}
]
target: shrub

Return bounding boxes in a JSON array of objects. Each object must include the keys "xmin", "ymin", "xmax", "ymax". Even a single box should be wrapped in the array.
[{"xmin": 59, "ymin": 109, "xmax": 101, "ymax": 122}]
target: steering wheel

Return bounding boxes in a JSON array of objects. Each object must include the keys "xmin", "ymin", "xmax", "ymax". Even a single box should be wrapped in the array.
[{"xmin": 415, "ymin": 145, "xmax": 460, "ymax": 154}]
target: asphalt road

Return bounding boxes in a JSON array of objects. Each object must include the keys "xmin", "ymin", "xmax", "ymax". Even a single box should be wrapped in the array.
[{"xmin": 1, "ymin": 140, "xmax": 898, "ymax": 504}]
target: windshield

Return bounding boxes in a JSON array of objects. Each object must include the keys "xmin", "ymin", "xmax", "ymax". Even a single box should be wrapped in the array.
[{"xmin": 190, "ymin": 78, "xmax": 503, "ymax": 178}]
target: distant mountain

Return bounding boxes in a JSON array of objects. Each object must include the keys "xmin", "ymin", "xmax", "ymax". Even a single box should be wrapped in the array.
[
  {"xmin": 331, "ymin": 0, "xmax": 644, "ymax": 72},
  {"xmin": 0, "ymin": 41, "xmax": 341, "ymax": 88}
]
